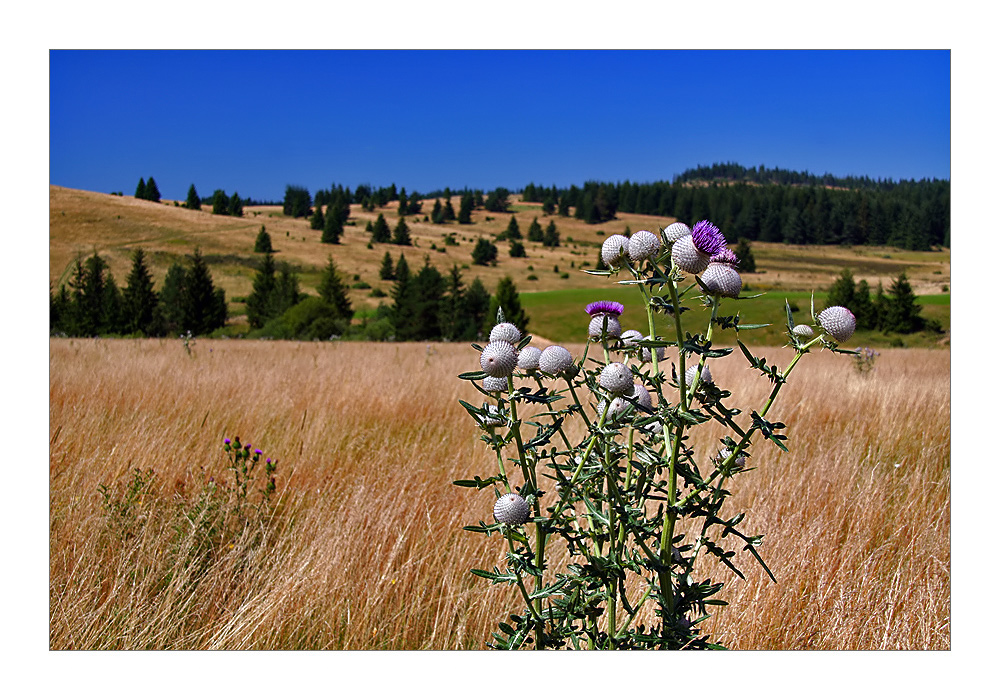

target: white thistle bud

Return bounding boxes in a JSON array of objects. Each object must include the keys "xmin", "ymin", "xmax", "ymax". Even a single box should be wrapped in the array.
[
  {"xmin": 482, "ymin": 375, "xmax": 508, "ymax": 393},
  {"xmin": 717, "ymin": 448, "xmax": 746, "ymax": 468},
  {"xmin": 670, "ymin": 235, "xmax": 710, "ymax": 274},
  {"xmin": 599, "ymin": 362, "xmax": 633, "ymax": 395},
  {"xmin": 588, "ymin": 315, "xmax": 622, "ymax": 340},
  {"xmin": 641, "ymin": 336, "xmax": 665, "ymax": 363},
  {"xmin": 489, "ymin": 322, "xmax": 521, "ymax": 345},
  {"xmin": 538, "ymin": 345, "xmax": 574, "ymax": 376},
  {"xmin": 701, "ymin": 262, "xmax": 742, "ymax": 298},
  {"xmin": 627, "ymin": 229, "xmax": 661, "ymax": 262},
  {"xmin": 517, "ymin": 345, "xmax": 541, "ymax": 371},
  {"xmin": 493, "ymin": 493, "xmax": 531, "ymax": 525},
  {"xmin": 817, "ymin": 306, "xmax": 857, "ymax": 343},
  {"xmin": 596, "ymin": 396, "xmax": 629, "ymax": 420},
  {"xmin": 630, "ymin": 383, "xmax": 653, "ymax": 410},
  {"xmin": 620, "ymin": 329, "xmax": 644, "ymax": 347},
  {"xmin": 792, "ymin": 324, "xmax": 814, "ymax": 339},
  {"xmin": 685, "ymin": 364, "xmax": 712, "ymax": 386},
  {"xmin": 480, "ymin": 341, "xmax": 518, "ymax": 377},
  {"xmin": 663, "ymin": 222, "xmax": 692, "ymax": 242},
  {"xmin": 601, "ymin": 234, "xmax": 630, "ymax": 267}
]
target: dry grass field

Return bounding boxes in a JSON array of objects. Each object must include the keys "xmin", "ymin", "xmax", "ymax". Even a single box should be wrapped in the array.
[{"xmin": 49, "ymin": 337, "xmax": 949, "ymax": 650}]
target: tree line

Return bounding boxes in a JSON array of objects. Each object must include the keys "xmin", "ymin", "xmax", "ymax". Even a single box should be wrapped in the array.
[{"xmin": 825, "ymin": 269, "xmax": 937, "ymax": 336}]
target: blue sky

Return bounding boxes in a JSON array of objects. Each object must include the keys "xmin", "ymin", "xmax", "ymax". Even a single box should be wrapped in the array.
[{"xmin": 49, "ymin": 50, "xmax": 950, "ymax": 202}]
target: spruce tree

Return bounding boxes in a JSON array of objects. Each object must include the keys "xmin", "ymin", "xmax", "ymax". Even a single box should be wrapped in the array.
[
  {"xmin": 246, "ymin": 252, "xmax": 277, "ymax": 329},
  {"xmin": 527, "ymin": 217, "xmax": 544, "ymax": 242},
  {"xmin": 229, "ymin": 191, "xmax": 243, "ymax": 217},
  {"xmin": 379, "ymin": 251, "xmax": 395, "ymax": 280},
  {"xmin": 80, "ymin": 252, "xmax": 108, "ymax": 335},
  {"xmin": 122, "ymin": 248, "xmax": 159, "ymax": 336},
  {"xmin": 371, "ymin": 213, "xmax": 392, "ymax": 243},
  {"xmin": 440, "ymin": 265, "xmax": 466, "ymax": 341},
  {"xmin": 318, "ymin": 256, "xmax": 353, "ymax": 323},
  {"xmin": 461, "ymin": 277, "xmax": 491, "ymax": 341},
  {"xmin": 509, "ymin": 240, "xmax": 527, "ymax": 258},
  {"xmin": 408, "ymin": 191, "xmax": 423, "ymax": 215},
  {"xmin": 458, "ymin": 193, "xmax": 474, "ymax": 224},
  {"xmin": 442, "ymin": 198, "xmax": 456, "ymax": 222},
  {"xmin": 158, "ymin": 261, "xmax": 188, "ymax": 334},
  {"xmin": 853, "ymin": 279, "xmax": 876, "ymax": 330},
  {"xmin": 311, "ymin": 203, "xmax": 326, "ymax": 230},
  {"xmin": 391, "ymin": 254, "xmax": 417, "ymax": 340},
  {"xmin": 322, "ymin": 210, "xmax": 343, "ymax": 244},
  {"xmin": 486, "ymin": 276, "xmax": 529, "ymax": 336},
  {"xmin": 733, "ymin": 238, "xmax": 757, "ymax": 272},
  {"xmin": 431, "ymin": 198, "xmax": 443, "ymax": 224},
  {"xmin": 398, "ymin": 188, "xmax": 409, "ymax": 217},
  {"xmin": 412, "ymin": 258, "xmax": 445, "ymax": 340},
  {"xmin": 392, "ymin": 218, "xmax": 412, "ymax": 246},
  {"xmin": 183, "ymin": 248, "xmax": 227, "ymax": 335},
  {"xmin": 543, "ymin": 221, "xmax": 560, "ymax": 247},
  {"xmin": 144, "ymin": 177, "xmax": 161, "ymax": 203},
  {"xmin": 212, "ymin": 190, "xmax": 229, "ymax": 215},
  {"xmin": 254, "ymin": 225, "xmax": 274, "ymax": 253},
  {"xmin": 883, "ymin": 272, "xmax": 924, "ymax": 334},
  {"xmin": 472, "ymin": 237, "xmax": 498, "ymax": 266},
  {"xmin": 542, "ymin": 195, "xmax": 556, "ymax": 215},
  {"xmin": 135, "ymin": 178, "xmax": 146, "ymax": 199},
  {"xmin": 186, "ymin": 184, "xmax": 201, "ymax": 210},
  {"xmin": 272, "ymin": 263, "xmax": 303, "ymax": 319},
  {"xmin": 504, "ymin": 216, "xmax": 522, "ymax": 240},
  {"xmin": 826, "ymin": 269, "xmax": 857, "ymax": 310}
]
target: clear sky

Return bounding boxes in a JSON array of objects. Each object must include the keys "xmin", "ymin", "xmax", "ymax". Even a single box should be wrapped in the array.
[{"xmin": 49, "ymin": 49, "xmax": 950, "ymax": 202}]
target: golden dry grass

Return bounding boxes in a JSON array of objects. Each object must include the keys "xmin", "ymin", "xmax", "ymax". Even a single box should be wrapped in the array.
[{"xmin": 49, "ymin": 338, "xmax": 949, "ymax": 650}]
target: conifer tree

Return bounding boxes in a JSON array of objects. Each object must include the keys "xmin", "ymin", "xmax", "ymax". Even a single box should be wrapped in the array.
[
  {"xmin": 390, "ymin": 254, "xmax": 417, "ymax": 340},
  {"xmin": 122, "ymin": 248, "xmax": 159, "ymax": 335},
  {"xmin": 826, "ymin": 269, "xmax": 858, "ymax": 310},
  {"xmin": 80, "ymin": 252, "xmax": 108, "ymax": 335},
  {"xmin": 392, "ymin": 218, "xmax": 412, "ymax": 245},
  {"xmin": 408, "ymin": 191, "xmax": 423, "ymax": 215},
  {"xmin": 182, "ymin": 248, "xmax": 227, "ymax": 335},
  {"xmin": 527, "ymin": 217, "xmax": 544, "ymax": 242},
  {"xmin": 542, "ymin": 195, "xmax": 556, "ymax": 216},
  {"xmin": 733, "ymin": 238, "xmax": 757, "ymax": 272},
  {"xmin": 317, "ymin": 255, "xmax": 353, "ymax": 323},
  {"xmin": 254, "ymin": 225, "xmax": 274, "ymax": 253},
  {"xmin": 135, "ymin": 177, "xmax": 146, "ymax": 199},
  {"xmin": 509, "ymin": 240, "xmax": 527, "ymax": 258},
  {"xmin": 144, "ymin": 177, "xmax": 161, "ymax": 203},
  {"xmin": 504, "ymin": 216, "xmax": 522, "ymax": 240},
  {"xmin": 212, "ymin": 190, "xmax": 229, "ymax": 215},
  {"xmin": 412, "ymin": 258, "xmax": 445, "ymax": 340},
  {"xmin": 442, "ymin": 198, "xmax": 456, "ymax": 222},
  {"xmin": 398, "ymin": 188, "xmax": 409, "ymax": 217},
  {"xmin": 322, "ymin": 210, "xmax": 343, "ymax": 244},
  {"xmin": 431, "ymin": 198, "xmax": 443, "ymax": 224},
  {"xmin": 486, "ymin": 276, "xmax": 529, "ymax": 336},
  {"xmin": 883, "ymin": 272, "xmax": 924, "ymax": 334},
  {"xmin": 246, "ymin": 252, "xmax": 277, "ymax": 329},
  {"xmin": 272, "ymin": 263, "xmax": 303, "ymax": 318},
  {"xmin": 458, "ymin": 193, "xmax": 474, "ymax": 224},
  {"xmin": 543, "ymin": 221, "xmax": 560, "ymax": 247},
  {"xmin": 472, "ymin": 237, "xmax": 498, "ymax": 266},
  {"xmin": 371, "ymin": 213, "xmax": 392, "ymax": 243},
  {"xmin": 186, "ymin": 184, "xmax": 201, "ymax": 210},
  {"xmin": 229, "ymin": 191, "xmax": 243, "ymax": 217},
  {"xmin": 158, "ymin": 261, "xmax": 187, "ymax": 334},
  {"xmin": 311, "ymin": 203, "xmax": 326, "ymax": 230},
  {"xmin": 439, "ymin": 265, "xmax": 466, "ymax": 341},
  {"xmin": 462, "ymin": 277, "xmax": 491, "ymax": 341},
  {"xmin": 379, "ymin": 251, "xmax": 395, "ymax": 280}
]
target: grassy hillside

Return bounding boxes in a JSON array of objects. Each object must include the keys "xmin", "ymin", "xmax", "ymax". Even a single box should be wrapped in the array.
[{"xmin": 49, "ymin": 185, "xmax": 950, "ymax": 345}]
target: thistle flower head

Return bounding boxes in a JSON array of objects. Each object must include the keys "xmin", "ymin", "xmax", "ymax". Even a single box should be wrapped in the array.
[
  {"xmin": 641, "ymin": 336, "xmax": 665, "ymax": 363},
  {"xmin": 596, "ymin": 396, "xmax": 629, "ymax": 420},
  {"xmin": 685, "ymin": 364, "xmax": 713, "ymax": 386},
  {"xmin": 585, "ymin": 300, "xmax": 624, "ymax": 317},
  {"xmin": 601, "ymin": 234, "xmax": 630, "ymax": 267},
  {"xmin": 493, "ymin": 492, "xmax": 531, "ymax": 526},
  {"xmin": 489, "ymin": 322, "xmax": 521, "ymax": 345},
  {"xmin": 599, "ymin": 362, "xmax": 634, "ymax": 395},
  {"xmin": 620, "ymin": 329, "xmax": 644, "ymax": 347},
  {"xmin": 588, "ymin": 315, "xmax": 622, "ymax": 340},
  {"xmin": 792, "ymin": 324, "xmax": 814, "ymax": 339},
  {"xmin": 480, "ymin": 341, "xmax": 519, "ymax": 377},
  {"xmin": 628, "ymin": 229, "xmax": 661, "ymax": 262},
  {"xmin": 691, "ymin": 220, "xmax": 727, "ymax": 256},
  {"xmin": 670, "ymin": 235, "xmax": 710, "ymax": 274},
  {"xmin": 817, "ymin": 306, "xmax": 857, "ymax": 343},
  {"xmin": 663, "ymin": 222, "xmax": 692, "ymax": 242},
  {"xmin": 538, "ymin": 345, "xmax": 574, "ymax": 376},
  {"xmin": 482, "ymin": 375, "xmax": 509, "ymax": 393},
  {"xmin": 710, "ymin": 247, "xmax": 740, "ymax": 266},
  {"xmin": 630, "ymin": 383, "xmax": 653, "ymax": 410},
  {"xmin": 701, "ymin": 261, "xmax": 743, "ymax": 298},
  {"xmin": 516, "ymin": 345, "xmax": 542, "ymax": 371}
]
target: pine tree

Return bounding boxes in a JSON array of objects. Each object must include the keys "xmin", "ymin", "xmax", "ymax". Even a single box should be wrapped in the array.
[
  {"xmin": 379, "ymin": 251, "xmax": 395, "ymax": 280},
  {"xmin": 486, "ymin": 276, "xmax": 529, "ymax": 335},
  {"xmin": 322, "ymin": 210, "xmax": 343, "ymax": 244},
  {"xmin": 254, "ymin": 225, "xmax": 274, "ymax": 253},
  {"xmin": 542, "ymin": 195, "xmax": 556, "ymax": 215},
  {"xmin": 318, "ymin": 256, "xmax": 353, "ymax": 323},
  {"xmin": 826, "ymin": 269, "xmax": 857, "ymax": 310},
  {"xmin": 412, "ymin": 258, "xmax": 445, "ymax": 340},
  {"xmin": 122, "ymin": 248, "xmax": 159, "ymax": 335},
  {"xmin": 883, "ymin": 272, "xmax": 924, "ymax": 334},
  {"xmin": 431, "ymin": 198, "xmax": 443, "ymax": 224},
  {"xmin": 461, "ymin": 277, "xmax": 491, "ymax": 341},
  {"xmin": 439, "ymin": 265, "xmax": 466, "ymax": 341},
  {"xmin": 504, "ymin": 216, "xmax": 522, "ymax": 240},
  {"xmin": 311, "ymin": 203, "xmax": 326, "ymax": 230},
  {"xmin": 509, "ymin": 240, "xmax": 527, "ymax": 258},
  {"xmin": 442, "ymin": 198, "xmax": 456, "ymax": 222},
  {"xmin": 135, "ymin": 178, "xmax": 146, "ymax": 199},
  {"xmin": 527, "ymin": 217, "xmax": 544, "ymax": 242},
  {"xmin": 391, "ymin": 254, "xmax": 417, "ymax": 340},
  {"xmin": 144, "ymin": 177, "xmax": 161, "ymax": 203},
  {"xmin": 458, "ymin": 193, "xmax": 474, "ymax": 224},
  {"xmin": 229, "ymin": 191, "xmax": 243, "ymax": 217},
  {"xmin": 246, "ymin": 252, "xmax": 277, "ymax": 329},
  {"xmin": 392, "ymin": 218, "xmax": 412, "ymax": 245},
  {"xmin": 158, "ymin": 261, "xmax": 188, "ymax": 334},
  {"xmin": 212, "ymin": 190, "xmax": 229, "ymax": 215},
  {"xmin": 397, "ymin": 188, "xmax": 409, "ymax": 217},
  {"xmin": 272, "ymin": 263, "xmax": 303, "ymax": 319},
  {"xmin": 543, "ymin": 221, "xmax": 560, "ymax": 247},
  {"xmin": 853, "ymin": 279, "xmax": 876, "ymax": 330},
  {"xmin": 408, "ymin": 191, "xmax": 423, "ymax": 215},
  {"xmin": 371, "ymin": 213, "xmax": 391, "ymax": 243},
  {"xmin": 185, "ymin": 184, "xmax": 201, "ymax": 210},
  {"xmin": 183, "ymin": 248, "xmax": 227, "ymax": 335},
  {"xmin": 80, "ymin": 252, "xmax": 108, "ymax": 335},
  {"xmin": 472, "ymin": 237, "xmax": 498, "ymax": 266}
]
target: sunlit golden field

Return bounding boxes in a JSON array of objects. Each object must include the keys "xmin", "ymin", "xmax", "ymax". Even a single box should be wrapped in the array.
[{"xmin": 48, "ymin": 337, "xmax": 949, "ymax": 650}]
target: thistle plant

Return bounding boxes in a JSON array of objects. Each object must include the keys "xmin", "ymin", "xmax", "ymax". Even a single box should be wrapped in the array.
[{"xmin": 457, "ymin": 220, "xmax": 858, "ymax": 650}]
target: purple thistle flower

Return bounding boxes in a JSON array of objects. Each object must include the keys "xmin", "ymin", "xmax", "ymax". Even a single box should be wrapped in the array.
[
  {"xmin": 691, "ymin": 220, "xmax": 727, "ymax": 256},
  {"xmin": 585, "ymin": 300, "xmax": 624, "ymax": 317},
  {"xmin": 224, "ymin": 438, "xmax": 231, "ymax": 445},
  {"xmin": 710, "ymin": 247, "xmax": 740, "ymax": 266},
  {"xmin": 255, "ymin": 449, "xmax": 262, "ymax": 455}
]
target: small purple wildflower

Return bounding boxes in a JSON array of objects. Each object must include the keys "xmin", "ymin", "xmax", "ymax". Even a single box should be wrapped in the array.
[
  {"xmin": 255, "ymin": 449, "xmax": 262, "ymax": 455},
  {"xmin": 224, "ymin": 438, "xmax": 231, "ymax": 445},
  {"xmin": 691, "ymin": 220, "xmax": 727, "ymax": 256},
  {"xmin": 585, "ymin": 300, "xmax": 624, "ymax": 317}
]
